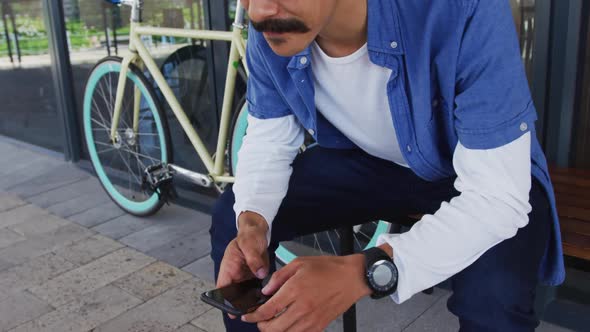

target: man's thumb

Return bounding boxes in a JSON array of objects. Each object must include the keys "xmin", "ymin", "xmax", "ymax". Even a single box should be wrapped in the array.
[{"xmin": 242, "ymin": 241, "xmax": 269, "ymax": 279}]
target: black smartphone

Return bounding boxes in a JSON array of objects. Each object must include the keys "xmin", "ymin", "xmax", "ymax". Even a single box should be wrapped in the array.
[{"xmin": 200, "ymin": 278, "xmax": 271, "ymax": 316}]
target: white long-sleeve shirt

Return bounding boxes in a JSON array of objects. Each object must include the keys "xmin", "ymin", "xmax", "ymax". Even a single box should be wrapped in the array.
[{"xmin": 233, "ymin": 42, "xmax": 532, "ymax": 303}]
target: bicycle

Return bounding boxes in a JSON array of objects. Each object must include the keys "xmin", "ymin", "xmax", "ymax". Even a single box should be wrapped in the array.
[{"xmin": 83, "ymin": 0, "xmax": 391, "ymax": 264}]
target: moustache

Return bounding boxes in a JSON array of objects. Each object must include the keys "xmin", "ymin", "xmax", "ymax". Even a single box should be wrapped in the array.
[{"xmin": 251, "ymin": 18, "xmax": 311, "ymax": 34}]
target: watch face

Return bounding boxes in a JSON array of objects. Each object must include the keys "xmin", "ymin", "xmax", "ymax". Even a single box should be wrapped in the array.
[{"xmin": 368, "ymin": 260, "xmax": 398, "ymax": 293}]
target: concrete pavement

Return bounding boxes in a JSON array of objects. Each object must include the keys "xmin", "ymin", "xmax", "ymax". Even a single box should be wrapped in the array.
[{"xmin": 0, "ymin": 136, "xmax": 577, "ymax": 331}]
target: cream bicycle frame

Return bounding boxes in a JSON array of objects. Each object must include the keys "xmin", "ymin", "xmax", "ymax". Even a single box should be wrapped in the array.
[{"xmin": 109, "ymin": 0, "xmax": 249, "ymax": 184}]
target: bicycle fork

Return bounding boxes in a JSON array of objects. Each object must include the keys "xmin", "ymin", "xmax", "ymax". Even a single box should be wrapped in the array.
[{"xmin": 109, "ymin": 54, "xmax": 142, "ymax": 144}]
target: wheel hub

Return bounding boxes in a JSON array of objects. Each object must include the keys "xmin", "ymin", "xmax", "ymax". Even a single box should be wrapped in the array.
[
  {"xmin": 124, "ymin": 128, "xmax": 137, "ymax": 146},
  {"xmin": 112, "ymin": 132, "xmax": 122, "ymax": 149}
]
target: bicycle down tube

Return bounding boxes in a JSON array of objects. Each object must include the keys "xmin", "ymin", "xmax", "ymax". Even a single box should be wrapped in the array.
[{"xmin": 109, "ymin": 0, "xmax": 248, "ymax": 183}]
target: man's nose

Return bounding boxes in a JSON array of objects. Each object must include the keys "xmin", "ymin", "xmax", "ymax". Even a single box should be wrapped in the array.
[{"xmin": 247, "ymin": 0, "xmax": 280, "ymax": 22}]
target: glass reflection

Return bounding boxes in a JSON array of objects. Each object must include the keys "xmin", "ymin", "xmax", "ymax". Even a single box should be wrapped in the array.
[
  {"xmin": 0, "ymin": 0, "xmax": 61, "ymax": 151},
  {"xmin": 510, "ymin": 0, "xmax": 536, "ymax": 84}
]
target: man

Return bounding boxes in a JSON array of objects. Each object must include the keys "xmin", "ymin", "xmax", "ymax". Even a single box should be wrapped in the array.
[{"xmin": 210, "ymin": 0, "xmax": 565, "ymax": 331}]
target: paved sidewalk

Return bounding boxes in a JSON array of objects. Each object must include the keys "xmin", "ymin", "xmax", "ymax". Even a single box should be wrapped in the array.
[{"xmin": 0, "ymin": 137, "xmax": 577, "ymax": 332}]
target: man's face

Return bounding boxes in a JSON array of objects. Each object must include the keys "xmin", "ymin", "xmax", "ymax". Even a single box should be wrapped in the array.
[{"xmin": 242, "ymin": 0, "xmax": 337, "ymax": 56}]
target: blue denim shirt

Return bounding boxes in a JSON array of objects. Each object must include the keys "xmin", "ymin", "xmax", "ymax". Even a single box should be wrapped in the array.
[{"xmin": 245, "ymin": 0, "xmax": 564, "ymax": 286}]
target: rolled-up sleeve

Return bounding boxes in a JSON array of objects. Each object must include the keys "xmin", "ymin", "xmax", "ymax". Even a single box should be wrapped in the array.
[{"xmin": 454, "ymin": 0, "xmax": 537, "ymax": 149}]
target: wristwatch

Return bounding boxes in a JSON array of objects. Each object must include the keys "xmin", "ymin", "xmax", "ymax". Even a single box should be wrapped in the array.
[{"xmin": 362, "ymin": 247, "xmax": 398, "ymax": 299}]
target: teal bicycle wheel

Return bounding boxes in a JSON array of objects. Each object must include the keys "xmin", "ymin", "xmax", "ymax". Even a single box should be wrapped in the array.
[
  {"xmin": 228, "ymin": 100, "xmax": 391, "ymax": 264},
  {"xmin": 83, "ymin": 56, "xmax": 172, "ymax": 216}
]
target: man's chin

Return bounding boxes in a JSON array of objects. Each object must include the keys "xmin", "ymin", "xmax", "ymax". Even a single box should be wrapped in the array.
[{"xmin": 263, "ymin": 34, "xmax": 308, "ymax": 57}]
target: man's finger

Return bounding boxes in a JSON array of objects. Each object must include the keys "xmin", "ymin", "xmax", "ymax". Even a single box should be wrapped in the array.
[
  {"xmin": 242, "ymin": 284, "xmax": 296, "ymax": 323},
  {"xmin": 217, "ymin": 241, "xmax": 250, "ymax": 288},
  {"xmin": 261, "ymin": 260, "xmax": 299, "ymax": 295},
  {"xmin": 258, "ymin": 300, "xmax": 308, "ymax": 332}
]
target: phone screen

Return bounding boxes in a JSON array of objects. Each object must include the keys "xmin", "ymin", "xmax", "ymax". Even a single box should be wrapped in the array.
[{"xmin": 202, "ymin": 278, "xmax": 270, "ymax": 315}]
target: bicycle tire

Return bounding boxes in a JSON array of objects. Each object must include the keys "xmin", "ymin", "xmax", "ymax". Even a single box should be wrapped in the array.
[
  {"xmin": 227, "ymin": 98, "xmax": 391, "ymax": 264},
  {"xmin": 83, "ymin": 56, "xmax": 172, "ymax": 217}
]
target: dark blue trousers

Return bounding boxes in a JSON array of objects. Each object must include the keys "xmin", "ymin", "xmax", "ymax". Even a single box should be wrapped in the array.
[{"xmin": 210, "ymin": 146, "xmax": 551, "ymax": 331}]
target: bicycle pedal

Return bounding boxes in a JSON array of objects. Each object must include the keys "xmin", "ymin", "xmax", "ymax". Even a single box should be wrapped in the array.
[{"xmin": 142, "ymin": 163, "xmax": 176, "ymax": 202}]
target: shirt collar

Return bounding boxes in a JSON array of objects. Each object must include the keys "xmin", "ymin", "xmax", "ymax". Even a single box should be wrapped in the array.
[
  {"xmin": 288, "ymin": 0, "xmax": 404, "ymax": 70},
  {"xmin": 367, "ymin": 0, "xmax": 404, "ymax": 55}
]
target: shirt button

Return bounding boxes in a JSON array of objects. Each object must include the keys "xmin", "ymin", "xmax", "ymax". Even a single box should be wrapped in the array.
[
  {"xmin": 390, "ymin": 41, "xmax": 398, "ymax": 49},
  {"xmin": 432, "ymin": 98, "xmax": 440, "ymax": 108},
  {"xmin": 520, "ymin": 122, "xmax": 528, "ymax": 132},
  {"xmin": 308, "ymin": 129, "xmax": 315, "ymax": 136},
  {"xmin": 406, "ymin": 145, "xmax": 412, "ymax": 152},
  {"xmin": 300, "ymin": 57, "xmax": 308, "ymax": 65}
]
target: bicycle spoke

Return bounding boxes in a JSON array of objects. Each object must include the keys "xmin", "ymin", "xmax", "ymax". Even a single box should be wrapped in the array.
[
  {"xmin": 128, "ymin": 146, "xmax": 149, "ymax": 172},
  {"xmin": 134, "ymin": 132, "xmax": 160, "ymax": 136},
  {"xmin": 326, "ymin": 231, "xmax": 337, "ymax": 256},
  {"xmin": 91, "ymin": 118, "xmax": 110, "ymax": 132},
  {"xmin": 115, "ymin": 148, "xmax": 142, "ymax": 185},
  {"xmin": 119, "ymin": 147, "xmax": 161, "ymax": 164},
  {"xmin": 97, "ymin": 147, "xmax": 116, "ymax": 154},
  {"xmin": 127, "ymin": 146, "xmax": 132, "ymax": 194},
  {"xmin": 354, "ymin": 235, "xmax": 363, "ymax": 252},
  {"xmin": 358, "ymin": 229, "xmax": 372, "ymax": 241},
  {"xmin": 313, "ymin": 234, "xmax": 324, "ymax": 255},
  {"xmin": 94, "ymin": 141, "xmax": 114, "ymax": 148}
]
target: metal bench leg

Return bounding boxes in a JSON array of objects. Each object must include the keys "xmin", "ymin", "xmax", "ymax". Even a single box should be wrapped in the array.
[{"xmin": 340, "ymin": 226, "xmax": 357, "ymax": 332}]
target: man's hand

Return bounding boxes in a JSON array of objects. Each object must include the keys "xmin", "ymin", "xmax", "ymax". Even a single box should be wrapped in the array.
[
  {"xmin": 217, "ymin": 211, "xmax": 270, "ymax": 314},
  {"xmin": 241, "ymin": 254, "xmax": 372, "ymax": 332}
]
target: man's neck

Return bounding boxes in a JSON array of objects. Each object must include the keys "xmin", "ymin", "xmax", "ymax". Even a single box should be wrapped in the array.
[{"xmin": 315, "ymin": 0, "xmax": 368, "ymax": 58}]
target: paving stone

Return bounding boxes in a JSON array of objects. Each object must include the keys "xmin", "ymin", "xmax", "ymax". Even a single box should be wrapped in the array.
[
  {"xmin": 67, "ymin": 200, "xmax": 126, "ymax": 228},
  {"xmin": 146, "ymin": 229, "xmax": 211, "ymax": 268},
  {"xmin": 53, "ymin": 234, "xmax": 124, "ymax": 266},
  {"xmin": 0, "ymin": 193, "xmax": 26, "ymax": 212},
  {"xmin": 29, "ymin": 248, "xmax": 154, "ymax": 307},
  {"xmin": 177, "ymin": 324, "xmax": 206, "ymax": 332},
  {"xmin": 325, "ymin": 317, "xmax": 344, "ymax": 332},
  {"xmin": 119, "ymin": 207, "xmax": 211, "ymax": 253},
  {"xmin": 7, "ymin": 164, "xmax": 89, "ymax": 198},
  {"xmin": 0, "ymin": 149, "xmax": 48, "ymax": 175},
  {"xmin": 0, "ymin": 258, "xmax": 14, "ymax": 273},
  {"xmin": 0, "ymin": 157, "xmax": 63, "ymax": 190},
  {"xmin": 355, "ymin": 288, "xmax": 449, "ymax": 332},
  {"xmin": 94, "ymin": 279, "xmax": 212, "ymax": 332},
  {"xmin": 0, "ymin": 253, "xmax": 76, "ymax": 301},
  {"xmin": 26, "ymin": 177, "xmax": 105, "ymax": 209},
  {"xmin": 113, "ymin": 261, "xmax": 193, "ymax": 301},
  {"xmin": 182, "ymin": 255, "xmax": 215, "ymax": 284},
  {"xmin": 190, "ymin": 309, "xmax": 225, "ymax": 332},
  {"xmin": 543, "ymin": 299, "xmax": 590, "ymax": 332},
  {"xmin": 402, "ymin": 292, "xmax": 458, "ymax": 332},
  {"xmin": 0, "ymin": 228, "xmax": 25, "ymax": 250},
  {"xmin": 0, "ymin": 224, "xmax": 95, "ymax": 266},
  {"xmin": 0, "ymin": 291, "xmax": 53, "ymax": 331},
  {"xmin": 537, "ymin": 321, "xmax": 576, "ymax": 332},
  {"xmin": 45, "ymin": 192, "xmax": 112, "ymax": 219},
  {"xmin": 0, "ymin": 205, "xmax": 52, "ymax": 229},
  {"xmin": 7, "ymin": 214, "xmax": 69, "ymax": 238},
  {"xmin": 9, "ymin": 285, "xmax": 143, "ymax": 332},
  {"xmin": 92, "ymin": 214, "xmax": 160, "ymax": 240},
  {"xmin": 0, "ymin": 154, "xmax": 50, "ymax": 179}
]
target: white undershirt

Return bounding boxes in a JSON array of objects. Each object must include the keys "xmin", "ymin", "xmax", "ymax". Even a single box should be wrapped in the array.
[
  {"xmin": 311, "ymin": 42, "xmax": 408, "ymax": 166},
  {"xmin": 233, "ymin": 42, "xmax": 532, "ymax": 304}
]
